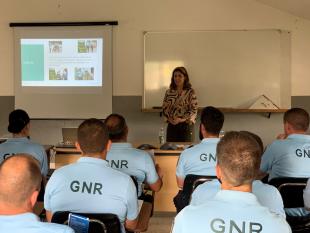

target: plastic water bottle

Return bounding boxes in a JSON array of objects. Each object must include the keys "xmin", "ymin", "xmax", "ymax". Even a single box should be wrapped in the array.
[{"xmin": 159, "ymin": 127, "xmax": 165, "ymax": 145}]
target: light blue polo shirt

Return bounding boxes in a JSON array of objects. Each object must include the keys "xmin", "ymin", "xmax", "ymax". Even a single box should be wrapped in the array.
[
  {"xmin": 173, "ymin": 190, "xmax": 291, "ymax": 233},
  {"xmin": 176, "ymin": 138, "xmax": 220, "ymax": 179},
  {"xmin": 0, "ymin": 212, "xmax": 74, "ymax": 233},
  {"xmin": 190, "ymin": 179, "xmax": 285, "ymax": 218},
  {"xmin": 0, "ymin": 137, "xmax": 48, "ymax": 176},
  {"xmin": 260, "ymin": 134, "xmax": 310, "ymax": 216},
  {"xmin": 44, "ymin": 157, "xmax": 138, "ymax": 233},
  {"xmin": 106, "ymin": 143, "xmax": 159, "ymax": 196},
  {"xmin": 261, "ymin": 134, "xmax": 310, "ymax": 180}
]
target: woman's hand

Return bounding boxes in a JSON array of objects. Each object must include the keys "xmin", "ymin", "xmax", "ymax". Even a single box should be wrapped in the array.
[{"xmin": 169, "ymin": 117, "xmax": 186, "ymax": 125}]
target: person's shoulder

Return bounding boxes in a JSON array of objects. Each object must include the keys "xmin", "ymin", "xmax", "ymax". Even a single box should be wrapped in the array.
[
  {"xmin": 50, "ymin": 162, "xmax": 78, "ymax": 178},
  {"xmin": 253, "ymin": 180, "xmax": 279, "ymax": 194},
  {"xmin": 193, "ymin": 179, "xmax": 220, "ymax": 194},
  {"xmin": 24, "ymin": 139, "xmax": 45, "ymax": 150},
  {"xmin": 39, "ymin": 222, "xmax": 74, "ymax": 233}
]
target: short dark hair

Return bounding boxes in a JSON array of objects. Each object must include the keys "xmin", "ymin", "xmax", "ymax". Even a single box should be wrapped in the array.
[
  {"xmin": 8, "ymin": 109, "xmax": 30, "ymax": 134},
  {"xmin": 217, "ymin": 131, "xmax": 261, "ymax": 186},
  {"xmin": 169, "ymin": 67, "xmax": 192, "ymax": 90},
  {"xmin": 200, "ymin": 106, "xmax": 224, "ymax": 135},
  {"xmin": 0, "ymin": 154, "xmax": 42, "ymax": 206},
  {"xmin": 284, "ymin": 108, "xmax": 309, "ymax": 131},
  {"xmin": 78, "ymin": 118, "xmax": 109, "ymax": 154},
  {"xmin": 104, "ymin": 114, "xmax": 128, "ymax": 141}
]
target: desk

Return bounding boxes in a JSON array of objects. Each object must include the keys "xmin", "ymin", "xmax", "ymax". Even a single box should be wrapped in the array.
[{"xmin": 51, "ymin": 147, "xmax": 182, "ymax": 212}]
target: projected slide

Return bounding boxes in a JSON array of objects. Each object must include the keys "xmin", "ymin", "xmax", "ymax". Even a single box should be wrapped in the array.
[{"xmin": 21, "ymin": 38, "xmax": 103, "ymax": 86}]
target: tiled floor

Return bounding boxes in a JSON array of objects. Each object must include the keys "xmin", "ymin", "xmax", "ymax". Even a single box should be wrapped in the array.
[{"xmin": 145, "ymin": 212, "xmax": 175, "ymax": 233}]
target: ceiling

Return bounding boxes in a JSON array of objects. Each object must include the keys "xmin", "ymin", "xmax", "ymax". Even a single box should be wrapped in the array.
[{"xmin": 255, "ymin": 0, "xmax": 310, "ymax": 20}]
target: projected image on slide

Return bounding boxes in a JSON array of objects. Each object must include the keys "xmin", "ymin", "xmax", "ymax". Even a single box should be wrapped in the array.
[
  {"xmin": 49, "ymin": 41, "xmax": 62, "ymax": 53},
  {"xmin": 49, "ymin": 68, "xmax": 68, "ymax": 80},
  {"xmin": 21, "ymin": 38, "xmax": 103, "ymax": 87},
  {"xmin": 75, "ymin": 67, "xmax": 94, "ymax": 80},
  {"xmin": 78, "ymin": 40, "xmax": 97, "ymax": 53}
]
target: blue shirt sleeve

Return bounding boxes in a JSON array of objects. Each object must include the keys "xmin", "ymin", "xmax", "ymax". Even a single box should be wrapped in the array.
[
  {"xmin": 44, "ymin": 171, "xmax": 57, "ymax": 212},
  {"xmin": 176, "ymin": 152, "xmax": 186, "ymax": 179},
  {"xmin": 172, "ymin": 210, "xmax": 185, "ymax": 233},
  {"xmin": 39, "ymin": 146, "xmax": 49, "ymax": 177},
  {"xmin": 125, "ymin": 177, "xmax": 139, "ymax": 220},
  {"xmin": 144, "ymin": 153, "xmax": 159, "ymax": 184}
]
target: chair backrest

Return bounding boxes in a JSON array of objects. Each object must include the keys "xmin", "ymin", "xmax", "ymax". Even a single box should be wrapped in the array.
[
  {"xmin": 269, "ymin": 177, "xmax": 308, "ymax": 208},
  {"xmin": 51, "ymin": 211, "xmax": 121, "ymax": 233},
  {"xmin": 183, "ymin": 174, "xmax": 216, "ymax": 195}
]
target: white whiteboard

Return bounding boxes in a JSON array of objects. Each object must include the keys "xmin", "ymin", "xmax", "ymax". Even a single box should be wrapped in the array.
[{"xmin": 144, "ymin": 30, "xmax": 291, "ymax": 109}]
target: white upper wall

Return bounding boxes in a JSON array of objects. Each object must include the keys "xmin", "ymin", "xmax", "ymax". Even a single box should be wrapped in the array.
[{"xmin": 1, "ymin": 0, "xmax": 310, "ymax": 96}]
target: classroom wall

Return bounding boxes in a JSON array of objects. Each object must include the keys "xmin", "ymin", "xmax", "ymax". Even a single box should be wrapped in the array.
[{"xmin": 1, "ymin": 0, "xmax": 310, "ymax": 146}]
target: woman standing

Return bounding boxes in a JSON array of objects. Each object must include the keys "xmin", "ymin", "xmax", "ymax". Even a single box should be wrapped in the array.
[{"xmin": 162, "ymin": 67, "xmax": 198, "ymax": 142}]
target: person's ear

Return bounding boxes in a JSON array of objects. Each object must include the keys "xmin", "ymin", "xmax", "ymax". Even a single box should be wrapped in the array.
[
  {"xmin": 75, "ymin": 141, "xmax": 82, "ymax": 152},
  {"xmin": 30, "ymin": 190, "xmax": 39, "ymax": 208},
  {"xmin": 284, "ymin": 121, "xmax": 292, "ymax": 135},
  {"xmin": 106, "ymin": 140, "xmax": 112, "ymax": 152},
  {"xmin": 216, "ymin": 164, "xmax": 222, "ymax": 180},
  {"xmin": 200, "ymin": 124, "xmax": 206, "ymax": 137}
]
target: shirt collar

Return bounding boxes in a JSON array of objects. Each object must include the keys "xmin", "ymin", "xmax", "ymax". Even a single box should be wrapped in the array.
[
  {"xmin": 201, "ymin": 138, "xmax": 220, "ymax": 143},
  {"xmin": 6, "ymin": 137, "xmax": 29, "ymax": 142},
  {"xmin": 77, "ymin": 157, "xmax": 109, "ymax": 167},
  {"xmin": 0, "ymin": 212, "xmax": 38, "ymax": 221},
  {"xmin": 214, "ymin": 190, "xmax": 259, "ymax": 205},
  {"xmin": 110, "ymin": 142, "xmax": 133, "ymax": 149},
  {"xmin": 287, "ymin": 134, "xmax": 310, "ymax": 140}
]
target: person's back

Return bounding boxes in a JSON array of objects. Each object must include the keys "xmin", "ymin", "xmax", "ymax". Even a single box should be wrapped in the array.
[
  {"xmin": 107, "ymin": 143, "xmax": 159, "ymax": 196},
  {"xmin": 261, "ymin": 108, "xmax": 310, "ymax": 180},
  {"xmin": 176, "ymin": 106, "xmax": 224, "ymax": 188},
  {"xmin": 0, "ymin": 109, "xmax": 48, "ymax": 176},
  {"xmin": 176, "ymin": 138, "xmax": 219, "ymax": 177},
  {"xmin": 45, "ymin": 156, "xmax": 138, "ymax": 223},
  {"xmin": 172, "ymin": 131, "xmax": 291, "ymax": 233},
  {"xmin": 0, "ymin": 213, "xmax": 73, "ymax": 233},
  {"xmin": 261, "ymin": 134, "xmax": 310, "ymax": 179},
  {"xmin": 0, "ymin": 138, "xmax": 48, "ymax": 176},
  {"xmin": 260, "ymin": 108, "xmax": 310, "ymax": 216},
  {"xmin": 0, "ymin": 154, "xmax": 73, "ymax": 233},
  {"xmin": 174, "ymin": 190, "xmax": 290, "ymax": 233},
  {"xmin": 191, "ymin": 179, "xmax": 285, "ymax": 217},
  {"xmin": 104, "ymin": 113, "xmax": 162, "ymax": 197},
  {"xmin": 44, "ymin": 118, "xmax": 138, "ymax": 233}
]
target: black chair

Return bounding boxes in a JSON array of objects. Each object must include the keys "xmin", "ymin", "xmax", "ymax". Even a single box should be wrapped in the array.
[
  {"xmin": 269, "ymin": 177, "xmax": 310, "ymax": 233},
  {"xmin": 173, "ymin": 174, "xmax": 216, "ymax": 212},
  {"xmin": 51, "ymin": 211, "xmax": 121, "ymax": 233}
]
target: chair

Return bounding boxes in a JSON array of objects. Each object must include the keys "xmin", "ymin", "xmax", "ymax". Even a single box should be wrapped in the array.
[
  {"xmin": 52, "ymin": 211, "xmax": 121, "ymax": 233},
  {"xmin": 173, "ymin": 174, "xmax": 216, "ymax": 212},
  {"xmin": 269, "ymin": 177, "xmax": 310, "ymax": 233}
]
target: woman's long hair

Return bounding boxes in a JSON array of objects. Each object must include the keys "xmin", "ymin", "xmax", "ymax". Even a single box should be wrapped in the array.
[{"xmin": 169, "ymin": 66, "xmax": 192, "ymax": 90}]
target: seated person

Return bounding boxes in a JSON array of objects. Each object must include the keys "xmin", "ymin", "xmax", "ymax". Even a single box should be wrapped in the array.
[
  {"xmin": 105, "ymin": 113, "xmax": 162, "ymax": 197},
  {"xmin": 0, "ymin": 154, "xmax": 74, "ymax": 233},
  {"xmin": 172, "ymin": 131, "xmax": 291, "ymax": 233},
  {"xmin": 174, "ymin": 106, "xmax": 224, "ymax": 212},
  {"xmin": 260, "ymin": 108, "xmax": 310, "ymax": 216},
  {"xmin": 191, "ymin": 131, "xmax": 285, "ymax": 217},
  {"xmin": 0, "ymin": 109, "xmax": 48, "ymax": 177},
  {"xmin": 176, "ymin": 106, "xmax": 224, "ymax": 188},
  {"xmin": 44, "ymin": 118, "xmax": 138, "ymax": 233}
]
